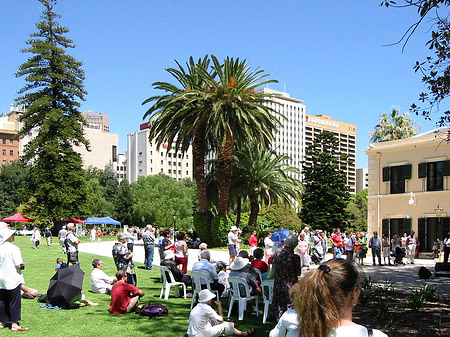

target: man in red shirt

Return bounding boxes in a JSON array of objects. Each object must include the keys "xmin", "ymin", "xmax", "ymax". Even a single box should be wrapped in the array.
[
  {"xmin": 330, "ymin": 229, "xmax": 344, "ymax": 259},
  {"xmin": 109, "ymin": 270, "xmax": 145, "ymax": 314},
  {"xmin": 248, "ymin": 230, "xmax": 258, "ymax": 255}
]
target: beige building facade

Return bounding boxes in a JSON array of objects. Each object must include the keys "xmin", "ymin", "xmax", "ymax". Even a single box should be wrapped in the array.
[
  {"xmin": 127, "ymin": 123, "xmax": 193, "ymax": 183},
  {"xmin": 365, "ymin": 128, "xmax": 450, "ymax": 252},
  {"xmin": 305, "ymin": 114, "xmax": 357, "ymax": 193}
]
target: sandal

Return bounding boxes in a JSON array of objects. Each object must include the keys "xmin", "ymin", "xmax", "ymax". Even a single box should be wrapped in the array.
[
  {"xmin": 10, "ymin": 326, "xmax": 29, "ymax": 331},
  {"xmin": 0, "ymin": 323, "xmax": 6, "ymax": 329},
  {"xmin": 242, "ymin": 328, "xmax": 255, "ymax": 336}
]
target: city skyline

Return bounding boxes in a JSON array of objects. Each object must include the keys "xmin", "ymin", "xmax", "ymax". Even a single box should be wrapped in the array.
[{"xmin": 0, "ymin": 1, "xmax": 441, "ymax": 168}]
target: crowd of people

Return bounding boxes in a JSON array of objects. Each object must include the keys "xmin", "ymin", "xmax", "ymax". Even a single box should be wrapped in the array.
[{"xmin": 3, "ymin": 220, "xmax": 450, "ymax": 336}]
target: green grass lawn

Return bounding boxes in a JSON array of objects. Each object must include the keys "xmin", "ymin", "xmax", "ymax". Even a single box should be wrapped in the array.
[{"xmin": 12, "ymin": 235, "xmax": 273, "ymax": 336}]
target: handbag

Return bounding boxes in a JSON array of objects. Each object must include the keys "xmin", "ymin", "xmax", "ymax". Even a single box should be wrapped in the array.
[
  {"xmin": 126, "ymin": 266, "xmax": 137, "ymax": 286},
  {"xmin": 266, "ymin": 254, "xmax": 277, "ymax": 279}
]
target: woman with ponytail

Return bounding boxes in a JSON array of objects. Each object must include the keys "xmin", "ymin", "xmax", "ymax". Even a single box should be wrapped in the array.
[{"xmin": 270, "ymin": 259, "xmax": 387, "ymax": 337}]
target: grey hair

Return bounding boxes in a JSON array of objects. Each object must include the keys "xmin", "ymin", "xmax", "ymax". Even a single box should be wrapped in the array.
[{"xmin": 200, "ymin": 249, "xmax": 211, "ymax": 259}]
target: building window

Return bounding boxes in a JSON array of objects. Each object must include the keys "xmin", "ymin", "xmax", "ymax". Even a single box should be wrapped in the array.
[
  {"xmin": 186, "ymin": 171, "xmax": 189, "ymax": 175},
  {"xmin": 186, "ymin": 163, "xmax": 189, "ymax": 167},
  {"xmin": 168, "ymin": 153, "xmax": 172, "ymax": 158},
  {"xmin": 2, "ymin": 160, "xmax": 6, "ymax": 165},
  {"xmin": 2, "ymin": 150, "xmax": 5, "ymax": 155},
  {"xmin": 161, "ymin": 152, "xmax": 163, "ymax": 156},
  {"xmin": 168, "ymin": 169, "xmax": 171, "ymax": 174},
  {"xmin": 419, "ymin": 160, "xmax": 450, "ymax": 191},
  {"xmin": 9, "ymin": 140, "xmax": 13, "ymax": 145},
  {"xmin": 161, "ymin": 160, "xmax": 163, "ymax": 165},
  {"xmin": 178, "ymin": 162, "xmax": 181, "ymax": 167},
  {"xmin": 383, "ymin": 164, "xmax": 411, "ymax": 194},
  {"xmin": 2, "ymin": 139, "xmax": 5, "ymax": 145},
  {"xmin": 178, "ymin": 154, "xmax": 181, "ymax": 159},
  {"xmin": 178, "ymin": 170, "xmax": 181, "ymax": 175}
]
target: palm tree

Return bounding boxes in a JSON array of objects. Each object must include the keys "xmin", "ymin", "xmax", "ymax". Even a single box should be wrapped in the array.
[
  {"xmin": 233, "ymin": 140, "xmax": 303, "ymax": 226},
  {"xmin": 142, "ymin": 56, "xmax": 214, "ymax": 213},
  {"xmin": 370, "ymin": 108, "xmax": 417, "ymax": 142},
  {"xmin": 200, "ymin": 56, "xmax": 283, "ymax": 215}
]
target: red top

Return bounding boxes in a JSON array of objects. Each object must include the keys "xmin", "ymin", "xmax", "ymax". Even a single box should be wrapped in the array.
[
  {"xmin": 249, "ymin": 235, "xmax": 258, "ymax": 247},
  {"xmin": 109, "ymin": 281, "xmax": 139, "ymax": 314},
  {"xmin": 251, "ymin": 259, "xmax": 269, "ymax": 274},
  {"xmin": 331, "ymin": 234, "xmax": 344, "ymax": 248}
]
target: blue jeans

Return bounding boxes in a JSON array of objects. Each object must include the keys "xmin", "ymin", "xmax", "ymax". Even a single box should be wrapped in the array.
[
  {"xmin": 144, "ymin": 245, "xmax": 154, "ymax": 270},
  {"xmin": 372, "ymin": 247, "xmax": 381, "ymax": 265}
]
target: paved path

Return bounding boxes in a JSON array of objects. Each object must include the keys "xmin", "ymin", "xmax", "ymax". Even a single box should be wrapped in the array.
[{"xmin": 79, "ymin": 240, "xmax": 450, "ymax": 297}]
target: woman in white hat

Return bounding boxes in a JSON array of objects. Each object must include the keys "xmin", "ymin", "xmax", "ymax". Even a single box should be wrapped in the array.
[
  {"xmin": 0, "ymin": 227, "xmax": 29, "ymax": 331},
  {"xmin": 187, "ymin": 289, "xmax": 255, "ymax": 337}
]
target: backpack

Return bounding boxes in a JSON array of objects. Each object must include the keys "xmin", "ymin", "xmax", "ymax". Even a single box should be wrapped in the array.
[{"xmin": 136, "ymin": 303, "xmax": 168, "ymax": 318}]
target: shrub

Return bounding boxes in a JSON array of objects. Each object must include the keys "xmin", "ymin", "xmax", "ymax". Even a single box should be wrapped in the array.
[{"xmin": 211, "ymin": 213, "xmax": 231, "ymax": 247}]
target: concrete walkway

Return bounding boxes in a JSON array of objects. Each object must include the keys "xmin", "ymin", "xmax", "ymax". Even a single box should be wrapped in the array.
[{"xmin": 79, "ymin": 240, "xmax": 450, "ymax": 297}]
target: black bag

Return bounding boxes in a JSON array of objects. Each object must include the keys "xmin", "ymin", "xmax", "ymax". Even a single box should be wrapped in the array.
[
  {"xmin": 418, "ymin": 266, "xmax": 432, "ymax": 279},
  {"xmin": 136, "ymin": 303, "xmax": 168, "ymax": 318},
  {"xmin": 126, "ymin": 270, "xmax": 137, "ymax": 286}
]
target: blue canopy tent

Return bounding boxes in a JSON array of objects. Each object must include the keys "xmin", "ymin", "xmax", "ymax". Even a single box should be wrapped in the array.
[{"xmin": 84, "ymin": 217, "xmax": 122, "ymax": 232}]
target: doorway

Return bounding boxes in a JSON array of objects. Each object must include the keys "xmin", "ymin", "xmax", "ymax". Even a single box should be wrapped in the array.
[{"xmin": 418, "ymin": 217, "xmax": 450, "ymax": 252}]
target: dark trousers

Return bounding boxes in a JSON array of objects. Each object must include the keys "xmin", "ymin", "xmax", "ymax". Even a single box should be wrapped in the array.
[
  {"xmin": 127, "ymin": 242, "xmax": 134, "ymax": 252},
  {"xmin": 144, "ymin": 245, "xmax": 154, "ymax": 270},
  {"xmin": 0, "ymin": 285, "xmax": 21, "ymax": 323},
  {"xmin": 372, "ymin": 247, "xmax": 381, "ymax": 265},
  {"xmin": 444, "ymin": 246, "xmax": 450, "ymax": 263}
]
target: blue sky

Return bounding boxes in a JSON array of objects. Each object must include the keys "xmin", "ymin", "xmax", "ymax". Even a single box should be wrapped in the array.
[{"xmin": 0, "ymin": 0, "xmax": 440, "ymax": 167}]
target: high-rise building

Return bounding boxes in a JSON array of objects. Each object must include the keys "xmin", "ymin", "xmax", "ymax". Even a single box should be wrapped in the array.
[
  {"xmin": 256, "ymin": 88, "xmax": 306, "ymax": 180},
  {"xmin": 106, "ymin": 153, "xmax": 127, "ymax": 183},
  {"xmin": 305, "ymin": 114, "xmax": 357, "ymax": 193},
  {"xmin": 127, "ymin": 123, "xmax": 193, "ymax": 183},
  {"xmin": 356, "ymin": 168, "xmax": 369, "ymax": 193}
]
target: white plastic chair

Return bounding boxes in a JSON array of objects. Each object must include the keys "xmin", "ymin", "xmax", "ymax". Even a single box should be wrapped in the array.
[
  {"xmin": 159, "ymin": 266, "xmax": 187, "ymax": 300},
  {"xmin": 190, "ymin": 271, "xmax": 220, "ymax": 309},
  {"xmin": 261, "ymin": 279, "xmax": 274, "ymax": 324},
  {"xmin": 227, "ymin": 276, "xmax": 259, "ymax": 321}
]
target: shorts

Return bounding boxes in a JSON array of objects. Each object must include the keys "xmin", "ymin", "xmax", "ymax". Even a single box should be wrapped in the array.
[{"xmin": 228, "ymin": 244, "xmax": 237, "ymax": 257}]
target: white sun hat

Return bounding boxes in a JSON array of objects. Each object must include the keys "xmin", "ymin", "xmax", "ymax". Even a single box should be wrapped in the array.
[
  {"xmin": 0, "ymin": 227, "xmax": 16, "ymax": 245},
  {"xmin": 198, "ymin": 289, "xmax": 216, "ymax": 303}
]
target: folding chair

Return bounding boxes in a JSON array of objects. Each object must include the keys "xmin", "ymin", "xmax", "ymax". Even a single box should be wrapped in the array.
[
  {"xmin": 190, "ymin": 271, "xmax": 220, "ymax": 309},
  {"xmin": 227, "ymin": 276, "xmax": 259, "ymax": 321},
  {"xmin": 159, "ymin": 266, "xmax": 186, "ymax": 300}
]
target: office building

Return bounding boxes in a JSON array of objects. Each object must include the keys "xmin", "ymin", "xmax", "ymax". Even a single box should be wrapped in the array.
[
  {"xmin": 82, "ymin": 111, "xmax": 110, "ymax": 133},
  {"xmin": 305, "ymin": 114, "xmax": 357, "ymax": 193},
  {"xmin": 356, "ymin": 168, "xmax": 369, "ymax": 193},
  {"xmin": 256, "ymin": 88, "xmax": 306, "ymax": 180},
  {"xmin": 127, "ymin": 123, "xmax": 193, "ymax": 183},
  {"xmin": 0, "ymin": 109, "xmax": 19, "ymax": 166},
  {"xmin": 365, "ymin": 128, "xmax": 450, "ymax": 253}
]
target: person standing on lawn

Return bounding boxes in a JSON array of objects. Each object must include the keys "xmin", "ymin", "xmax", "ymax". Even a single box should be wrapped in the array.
[
  {"xmin": 228, "ymin": 226, "xmax": 241, "ymax": 266},
  {"xmin": 31, "ymin": 227, "xmax": 41, "ymax": 249},
  {"xmin": 187, "ymin": 289, "xmax": 255, "ymax": 337},
  {"xmin": 65, "ymin": 223, "xmax": 80, "ymax": 265},
  {"xmin": 112, "ymin": 233, "xmax": 134, "ymax": 272},
  {"xmin": 109, "ymin": 270, "xmax": 145, "ymax": 314},
  {"xmin": 142, "ymin": 224, "xmax": 155, "ymax": 270},
  {"xmin": 0, "ymin": 227, "xmax": 29, "ymax": 331},
  {"xmin": 58, "ymin": 225, "xmax": 68, "ymax": 254},
  {"xmin": 249, "ymin": 230, "xmax": 258, "ymax": 255},
  {"xmin": 44, "ymin": 227, "xmax": 52, "ymax": 246}
]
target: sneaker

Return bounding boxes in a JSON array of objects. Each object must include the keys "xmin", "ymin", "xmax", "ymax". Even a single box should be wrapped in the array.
[{"xmin": 86, "ymin": 301, "xmax": 98, "ymax": 306}]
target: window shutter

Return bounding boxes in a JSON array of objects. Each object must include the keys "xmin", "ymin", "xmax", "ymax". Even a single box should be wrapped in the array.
[
  {"xmin": 403, "ymin": 164, "xmax": 412, "ymax": 180},
  {"xmin": 404, "ymin": 218, "xmax": 412, "ymax": 234},
  {"xmin": 382, "ymin": 219, "xmax": 390, "ymax": 237},
  {"xmin": 418, "ymin": 163, "xmax": 427, "ymax": 178},
  {"xmin": 382, "ymin": 166, "xmax": 390, "ymax": 182},
  {"xmin": 443, "ymin": 160, "xmax": 450, "ymax": 176}
]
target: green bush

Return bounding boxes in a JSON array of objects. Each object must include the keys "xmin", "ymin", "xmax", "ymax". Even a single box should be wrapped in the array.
[
  {"xmin": 406, "ymin": 285, "xmax": 440, "ymax": 311},
  {"xmin": 211, "ymin": 213, "xmax": 231, "ymax": 247},
  {"xmin": 193, "ymin": 211, "xmax": 213, "ymax": 245}
]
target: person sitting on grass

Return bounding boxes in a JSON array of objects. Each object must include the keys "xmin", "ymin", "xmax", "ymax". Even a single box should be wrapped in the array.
[
  {"xmin": 90, "ymin": 259, "xmax": 117, "ymax": 294},
  {"xmin": 109, "ymin": 270, "xmax": 145, "ymax": 314},
  {"xmin": 187, "ymin": 289, "xmax": 255, "ymax": 337},
  {"xmin": 54, "ymin": 258, "xmax": 67, "ymax": 271}
]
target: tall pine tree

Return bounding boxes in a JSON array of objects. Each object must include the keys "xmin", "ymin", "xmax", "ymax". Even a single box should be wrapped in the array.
[
  {"xmin": 300, "ymin": 131, "xmax": 351, "ymax": 233},
  {"xmin": 15, "ymin": 0, "xmax": 89, "ymax": 225}
]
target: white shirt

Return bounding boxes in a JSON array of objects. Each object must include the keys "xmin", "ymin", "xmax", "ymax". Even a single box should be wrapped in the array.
[
  {"xmin": 270, "ymin": 310, "xmax": 388, "ymax": 337},
  {"xmin": 0, "ymin": 241, "xmax": 24, "ymax": 290},
  {"xmin": 192, "ymin": 259, "xmax": 218, "ymax": 284},
  {"xmin": 66, "ymin": 232, "xmax": 78, "ymax": 253},
  {"xmin": 228, "ymin": 232, "xmax": 237, "ymax": 245},
  {"xmin": 269, "ymin": 309, "xmax": 298, "ymax": 337},
  {"xmin": 90, "ymin": 268, "xmax": 114, "ymax": 293},
  {"xmin": 175, "ymin": 240, "xmax": 187, "ymax": 258},
  {"xmin": 264, "ymin": 237, "xmax": 274, "ymax": 255},
  {"xmin": 344, "ymin": 237, "xmax": 353, "ymax": 251},
  {"xmin": 187, "ymin": 303, "xmax": 222, "ymax": 336}
]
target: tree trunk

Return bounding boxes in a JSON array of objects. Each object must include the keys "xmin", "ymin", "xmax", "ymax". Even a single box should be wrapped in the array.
[
  {"xmin": 192, "ymin": 124, "xmax": 208, "ymax": 212},
  {"xmin": 248, "ymin": 190, "xmax": 259, "ymax": 227},
  {"xmin": 217, "ymin": 128, "xmax": 234, "ymax": 214},
  {"xmin": 235, "ymin": 196, "xmax": 242, "ymax": 226}
]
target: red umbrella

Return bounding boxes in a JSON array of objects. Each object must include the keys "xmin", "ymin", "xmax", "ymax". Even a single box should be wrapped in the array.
[
  {"xmin": 3, "ymin": 213, "xmax": 34, "ymax": 222},
  {"xmin": 61, "ymin": 218, "xmax": 84, "ymax": 224}
]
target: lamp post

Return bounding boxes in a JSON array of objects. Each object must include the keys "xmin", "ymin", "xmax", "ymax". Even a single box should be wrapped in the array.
[
  {"xmin": 173, "ymin": 212, "xmax": 177, "ymax": 240},
  {"xmin": 435, "ymin": 204, "xmax": 444, "ymax": 260}
]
